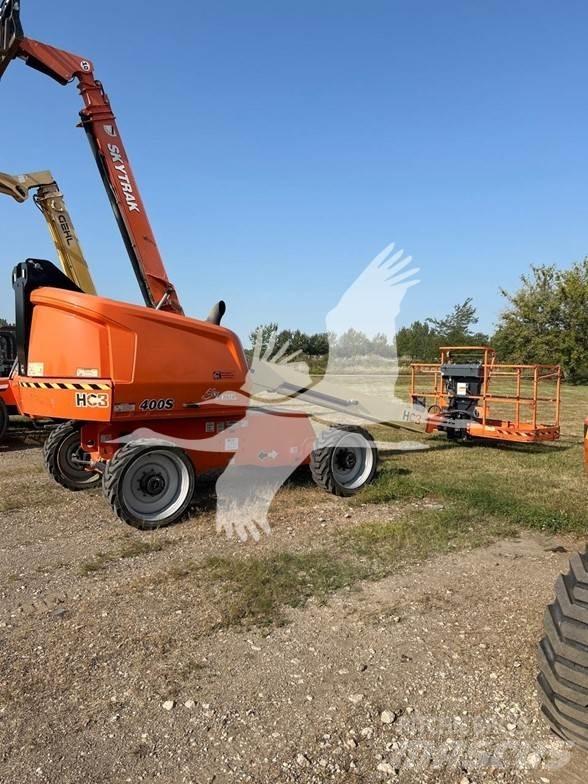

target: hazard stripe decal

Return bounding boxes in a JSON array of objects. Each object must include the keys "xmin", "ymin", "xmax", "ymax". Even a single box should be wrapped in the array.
[{"xmin": 19, "ymin": 381, "xmax": 110, "ymax": 391}]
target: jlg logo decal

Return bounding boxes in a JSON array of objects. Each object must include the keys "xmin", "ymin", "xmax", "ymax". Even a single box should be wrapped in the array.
[
  {"xmin": 107, "ymin": 144, "xmax": 141, "ymax": 213},
  {"xmin": 75, "ymin": 392, "xmax": 110, "ymax": 409}
]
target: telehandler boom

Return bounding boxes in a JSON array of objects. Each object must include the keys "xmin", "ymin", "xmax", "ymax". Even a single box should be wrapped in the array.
[{"xmin": 0, "ymin": 170, "xmax": 96, "ymax": 294}]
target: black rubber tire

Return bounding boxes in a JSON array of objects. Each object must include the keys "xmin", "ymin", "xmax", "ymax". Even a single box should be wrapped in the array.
[
  {"xmin": 103, "ymin": 439, "xmax": 196, "ymax": 531},
  {"xmin": 43, "ymin": 421, "xmax": 101, "ymax": 491},
  {"xmin": 537, "ymin": 550, "xmax": 588, "ymax": 751},
  {"xmin": 310, "ymin": 425, "xmax": 378, "ymax": 497},
  {"xmin": 0, "ymin": 397, "xmax": 8, "ymax": 443}
]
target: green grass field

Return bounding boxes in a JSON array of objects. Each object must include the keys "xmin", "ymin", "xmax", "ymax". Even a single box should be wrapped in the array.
[
  {"xmin": 168, "ymin": 379, "xmax": 587, "ymax": 628},
  {"xmin": 367, "ymin": 375, "xmax": 586, "ymax": 534}
]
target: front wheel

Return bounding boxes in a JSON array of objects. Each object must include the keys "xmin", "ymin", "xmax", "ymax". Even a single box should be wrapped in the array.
[
  {"xmin": 43, "ymin": 421, "xmax": 101, "ymax": 491},
  {"xmin": 103, "ymin": 440, "xmax": 196, "ymax": 531},
  {"xmin": 310, "ymin": 425, "xmax": 378, "ymax": 497},
  {"xmin": 537, "ymin": 550, "xmax": 588, "ymax": 750}
]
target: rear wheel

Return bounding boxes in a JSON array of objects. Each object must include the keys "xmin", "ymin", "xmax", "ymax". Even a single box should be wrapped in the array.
[
  {"xmin": 103, "ymin": 440, "xmax": 196, "ymax": 530},
  {"xmin": 0, "ymin": 397, "xmax": 8, "ymax": 442},
  {"xmin": 43, "ymin": 421, "xmax": 100, "ymax": 491},
  {"xmin": 310, "ymin": 425, "xmax": 378, "ymax": 497},
  {"xmin": 538, "ymin": 550, "xmax": 588, "ymax": 750}
]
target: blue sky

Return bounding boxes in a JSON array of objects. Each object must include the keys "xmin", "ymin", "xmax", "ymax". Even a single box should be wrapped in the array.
[{"xmin": 1, "ymin": 0, "xmax": 587, "ymax": 343}]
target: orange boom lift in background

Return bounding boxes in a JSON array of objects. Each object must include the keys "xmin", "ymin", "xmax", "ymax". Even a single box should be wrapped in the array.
[{"xmin": 410, "ymin": 346, "xmax": 562, "ymax": 444}]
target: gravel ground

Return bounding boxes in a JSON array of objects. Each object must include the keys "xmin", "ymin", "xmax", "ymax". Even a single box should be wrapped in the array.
[{"xmin": 0, "ymin": 442, "xmax": 586, "ymax": 784}]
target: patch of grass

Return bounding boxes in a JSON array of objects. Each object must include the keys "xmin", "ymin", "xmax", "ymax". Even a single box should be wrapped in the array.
[
  {"xmin": 80, "ymin": 552, "xmax": 112, "ymax": 575},
  {"xmin": 340, "ymin": 503, "xmax": 517, "ymax": 574},
  {"xmin": 118, "ymin": 539, "xmax": 165, "ymax": 560},
  {"xmin": 165, "ymin": 551, "xmax": 366, "ymax": 627},
  {"xmin": 161, "ymin": 500, "xmax": 517, "ymax": 629},
  {"xmin": 359, "ymin": 449, "xmax": 585, "ymax": 534},
  {"xmin": 0, "ymin": 485, "xmax": 63, "ymax": 513},
  {"xmin": 425, "ymin": 479, "xmax": 578, "ymax": 533},
  {"xmin": 79, "ymin": 539, "xmax": 168, "ymax": 576},
  {"xmin": 356, "ymin": 418, "xmax": 588, "ymax": 536},
  {"xmin": 206, "ymin": 551, "xmax": 366, "ymax": 626}
]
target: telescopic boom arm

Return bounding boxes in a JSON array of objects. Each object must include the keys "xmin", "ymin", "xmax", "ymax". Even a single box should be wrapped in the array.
[
  {"xmin": 0, "ymin": 0, "xmax": 183, "ymax": 315},
  {"xmin": 0, "ymin": 170, "xmax": 96, "ymax": 295}
]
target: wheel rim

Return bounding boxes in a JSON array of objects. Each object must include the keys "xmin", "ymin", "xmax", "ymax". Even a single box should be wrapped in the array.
[
  {"xmin": 57, "ymin": 432, "xmax": 96, "ymax": 484},
  {"xmin": 330, "ymin": 432, "xmax": 374, "ymax": 490},
  {"xmin": 121, "ymin": 449, "xmax": 192, "ymax": 522}
]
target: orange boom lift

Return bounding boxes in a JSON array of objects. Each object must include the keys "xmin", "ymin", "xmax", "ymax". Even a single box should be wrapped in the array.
[
  {"xmin": 0, "ymin": 1, "xmax": 383, "ymax": 527},
  {"xmin": 410, "ymin": 346, "xmax": 562, "ymax": 444}
]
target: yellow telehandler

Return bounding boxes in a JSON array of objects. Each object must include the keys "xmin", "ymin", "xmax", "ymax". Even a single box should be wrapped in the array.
[{"xmin": 0, "ymin": 170, "xmax": 100, "ymax": 489}]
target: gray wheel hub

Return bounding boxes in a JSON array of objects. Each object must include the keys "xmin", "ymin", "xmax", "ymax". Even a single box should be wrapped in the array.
[
  {"xmin": 57, "ymin": 432, "xmax": 93, "ymax": 482},
  {"xmin": 121, "ymin": 450, "xmax": 192, "ymax": 523},
  {"xmin": 330, "ymin": 432, "xmax": 374, "ymax": 490}
]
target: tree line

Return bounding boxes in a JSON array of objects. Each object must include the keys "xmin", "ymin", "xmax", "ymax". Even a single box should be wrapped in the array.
[
  {"xmin": 251, "ymin": 259, "xmax": 588, "ymax": 383},
  {"xmin": 2, "ymin": 259, "xmax": 586, "ymax": 382}
]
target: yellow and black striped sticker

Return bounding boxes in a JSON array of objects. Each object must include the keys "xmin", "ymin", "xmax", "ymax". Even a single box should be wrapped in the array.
[{"xmin": 20, "ymin": 381, "xmax": 110, "ymax": 391}]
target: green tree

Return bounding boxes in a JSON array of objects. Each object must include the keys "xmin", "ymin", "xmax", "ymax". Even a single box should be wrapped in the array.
[
  {"xmin": 427, "ymin": 298, "xmax": 488, "ymax": 346},
  {"xmin": 330, "ymin": 328, "xmax": 370, "ymax": 359},
  {"xmin": 248, "ymin": 325, "xmax": 330, "ymax": 360},
  {"xmin": 306, "ymin": 332, "xmax": 329, "ymax": 356},
  {"xmin": 396, "ymin": 320, "xmax": 439, "ymax": 361},
  {"xmin": 396, "ymin": 300, "xmax": 488, "ymax": 362},
  {"xmin": 249, "ymin": 322, "xmax": 279, "ymax": 354},
  {"xmin": 493, "ymin": 261, "xmax": 588, "ymax": 382}
]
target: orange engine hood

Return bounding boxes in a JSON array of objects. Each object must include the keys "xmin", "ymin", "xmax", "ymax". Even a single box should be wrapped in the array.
[{"xmin": 21, "ymin": 288, "xmax": 249, "ymax": 419}]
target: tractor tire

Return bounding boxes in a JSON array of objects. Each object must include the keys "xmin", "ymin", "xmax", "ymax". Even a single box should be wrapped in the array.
[
  {"xmin": 43, "ymin": 421, "xmax": 101, "ymax": 491},
  {"xmin": 103, "ymin": 439, "xmax": 196, "ymax": 531},
  {"xmin": 0, "ymin": 397, "xmax": 8, "ymax": 443},
  {"xmin": 537, "ymin": 550, "xmax": 588, "ymax": 750},
  {"xmin": 310, "ymin": 425, "xmax": 378, "ymax": 497}
]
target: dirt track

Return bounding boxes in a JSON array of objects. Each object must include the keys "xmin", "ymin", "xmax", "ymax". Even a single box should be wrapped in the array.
[{"xmin": 0, "ymin": 443, "xmax": 586, "ymax": 783}]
